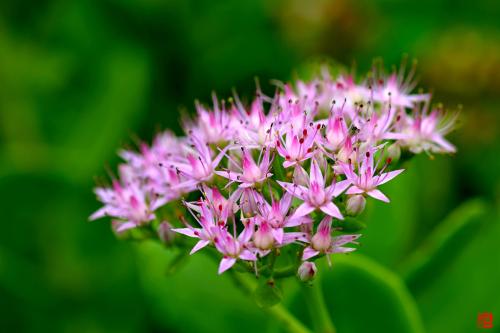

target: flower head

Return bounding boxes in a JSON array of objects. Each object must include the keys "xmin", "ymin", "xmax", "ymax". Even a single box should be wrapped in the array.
[
  {"xmin": 92, "ymin": 61, "xmax": 457, "ymax": 276},
  {"xmin": 90, "ymin": 168, "xmax": 164, "ymax": 232}
]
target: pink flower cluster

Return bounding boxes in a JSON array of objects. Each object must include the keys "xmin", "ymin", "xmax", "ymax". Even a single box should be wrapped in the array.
[{"xmin": 91, "ymin": 68, "xmax": 456, "ymax": 275}]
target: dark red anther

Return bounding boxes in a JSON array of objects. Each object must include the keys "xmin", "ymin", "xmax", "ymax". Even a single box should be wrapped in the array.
[
  {"xmin": 387, "ymin": 158, "xmax": 392, "ymax": 164},
  {"xmin": 303, "ymin": 129, "xmax": 308, "ymax": 136},
  {"xmin": 299, "ymin": 138, "xmax": 304, "ymax": 144},
  {"xmin": 285, "ymin": 155, "xmax": 291, "ymax": 160},
  {"xmin": 366, "ymin": 151, "xmax": 370, "ymax": 158},
  {"xmin": 276, "ymin": 140, "xmax": 281, "ymax": 147}
]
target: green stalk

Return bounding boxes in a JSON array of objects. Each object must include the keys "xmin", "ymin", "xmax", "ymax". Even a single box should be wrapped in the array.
[
  {"xmin": 266, "ymin": 301, "xmax": 313, "ymax": 333},
  {"xmin": 228, "ymin": 271, "xmax": 312, "ymax": 333},
  {"xmin": 301, "ymin": 281, "xmax": 336, "ymax": 333}
]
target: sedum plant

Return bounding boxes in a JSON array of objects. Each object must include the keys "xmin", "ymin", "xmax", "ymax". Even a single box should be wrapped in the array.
[{"xmin": 90, "ymin": 63, "xmax": 456, "ymax": 333}]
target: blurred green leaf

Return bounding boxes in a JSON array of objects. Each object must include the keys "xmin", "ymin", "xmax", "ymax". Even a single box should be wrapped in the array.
[
  {"xmin": 136, "ymin": 241, "xmax": 273, "ymax": 333},
  {"xmin": 289, "ymin": 254, "xmax": 425, "ymax": 333},
  {"xmin": 406, "ymin": 201, "xmax": 500, "ymax": 333},
  {"xmin": 399, "ymin": 199, "xmax": 489, "ymax": 291}
]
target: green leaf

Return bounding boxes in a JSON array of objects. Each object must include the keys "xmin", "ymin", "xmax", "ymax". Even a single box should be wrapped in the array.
[
  {"xmin": 398, "ymin": 199, "xmax": 489, "ymax": 292},
  {"xmin": 402, "ymin": 200, "xmax": 500, "ymax": 333},
  {"xmin": 288, "ymin": 254, "xmax": 425, "ymax": 333},
  {"xmin": 135, "ymin": 241, "xmax": 272, "ymax": 333},
  {"xmin": 254, "ymin": 280, "xmax": 283, "ymax": 308}
]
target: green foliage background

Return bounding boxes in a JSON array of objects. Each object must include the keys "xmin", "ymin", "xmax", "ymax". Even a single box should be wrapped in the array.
[{"xmin": 0, "ymin": 0, "xmax": 499, "ymax": 332}]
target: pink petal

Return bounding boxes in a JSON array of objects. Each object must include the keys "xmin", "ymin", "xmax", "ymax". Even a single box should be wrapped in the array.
[
  {"xmin": 367, "ymin": 189, "xmax": 390, "ymax": 202},
  {"xmin": 286, "ymin": 215, "xmax": 311, "ymax": 227},
  {"xmin": 330, "ymin": 179, "xmax": 352, "ymax": 197},
  {"xmin": 302, "ymin": 247, "xmax": 320, "ymax": 260},
  {"xmin": 172, "ymin": 227, "xmax": 199, "ymax": 238},
  {"xmin": 238, "ymin": 222, "xmax": 254, "ymax": 243},
  {"xmin": 214, "ymin": 170, "xmax": 242, "ymax": 182},
  {"xmin": 190, "ymin": 240, "xmax": 210, "ymax": 254},
  {"xmin": 115, "ymin": 221, "xmax": 137, "ymax": 232},
  {"xmin": 282, "ymin": 232, "xmax": 309, "ymax": 244},
  {"xmin": 376, "ymin": 169, "xmax": 404, "ymax": 185},
  {"xmin": 432, "ymin": 134, "xmax": 456, "ymax": 153},
  {"xmin": 239, "ymin": 250, "xmax": 257, "ymax": 261},
  {"xmin": 89, "ymin": 207, "xmax": 107, "ymax": 221},
  {"xmin": 212, "ymin": 146, "xmax": 229, "ymax": 168},
  {"xmin": 340, "ymin": 163, "xmax": 358, "ymax": 183},
  {"xmin": 280, "ymin": 192, "xmax": 293, "ymax": 214},
  {"xmin": 331, "ymin": 246, "xmax": 357, "ymax": 253},
  {"xmin": 383, "ymin": 132, "xmax": 409, "ymax": 140},
  {"xmin": 218, "ymin": 257, "xmax": 237, "ymax": 274},
  {"xmin": 309, "ymin": 159, "xmax": 324, "ymax": 188},
  {"xmin": 320, "ymin": 202, "xmax": 344, "ymax": 220},
  {"xmin": 346, "ymin": 186, "xmax": 364, "ymax": 195},
  {"xmin": 293, "ymin": 202, "xmax": 315, "ymax": 218},
  {"xmin": 277, "ymin": 181, "xmax": 307, "ymax": 200},
  {"xmin": 332, "ymin": 234, "xmax": 361, "ymax": 246},
  {"xmin": 273, "ymin": 229, "xmax": 284, "ymax": 244},
  {"xmin": 276, "ymin": 142, "xmax": 288, "ymax": 158},
  {"xmin": 184, "ymin": 201, "xmax": 202, "ymax": 214},
  {"xmin": 259, "ymin": 147, "xmax": 272, "ymax": 172}
]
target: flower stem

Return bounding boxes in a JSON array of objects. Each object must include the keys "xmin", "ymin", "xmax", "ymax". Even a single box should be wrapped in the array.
[
  {"xmin": 266, "ymin": 301, "xmax": 313, "ymax": 333},
  {"xmin": 229, "ymin": 270, "xmax": 312, "ymax": 333},
  {"xmin": 301, "ymin": 280, "xmax": 336, "ymax": 333}
]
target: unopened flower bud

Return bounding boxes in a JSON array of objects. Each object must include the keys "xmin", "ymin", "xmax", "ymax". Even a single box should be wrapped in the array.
[
  {"xmin": 311, "ymin": 217, "xmax": 332, "ymax": 251},
  {"xmin": 240, "ymin": 188, "xmax": 259, "ymax": 216},
  {"xmin": 386, "ymin": 143, "xmax": 401, "ymax": 163},
  {"xmin": 253, "ymin": 222, "xmax": 274, "ymax": 250},
  {"xmin": 297, "ymin": 261, "xmax": 317, "ymax": 282},
  {"xmin": 158, "ymin": 221, "xmax": 175, "ymax": 246},
  {"xmin": 346, "ymin": 195, "xmax": 366, "ymax": 216}
]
